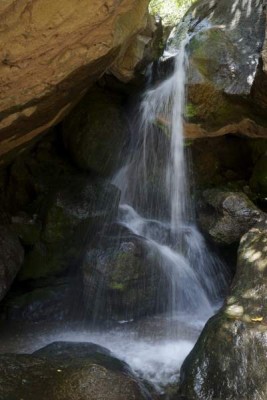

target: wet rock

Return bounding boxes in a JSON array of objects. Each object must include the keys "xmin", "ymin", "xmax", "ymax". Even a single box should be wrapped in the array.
[
  {"xmin": 83, "ymin": 234, "xmax": 167, "ymax": 321},
  {"xmin": 19, "ymin": 176, "xmax": 120, "ymax": 280},
  {"xmin": 198, "ymin": 189, "xmax": 264, "ymax": 245},
  {"xmin": 179, "ymin": 221, "xmax": 267, "ymax": 400},
  {"xmin": 63, "ymin": 88, "xmax": 129, "ymax": 176},
  {"xmin": 0, "ymin": 341, "xmax": 151, "ymax": 400},
  {"xmin": 0, "ymin": 278, "xmax": 77, "ymax": 322},
  {"xmin": 0, "ymin": 225, "xmax": 24, "ymax": 302}
]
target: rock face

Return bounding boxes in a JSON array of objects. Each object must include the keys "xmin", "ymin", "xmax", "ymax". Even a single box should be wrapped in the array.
[
  {"xmin": 169, "ymin": 0, "xmax": 267, "ymax": 138},
  {"xmin": 0, "ymin": 0, "xmax": 149, "ymax": 162},
  {"xmin": 0, "ymin": 131, "xmax": 120, "ymax": 283},
  {"xmin": 0, "ymin": 225, "xmax": 24, "ymax": 301},
  {"xmin": 0, "ymin": 132, "xmax": 122, "ymax": 318},
  {"xmin": 198, "ymin": 189, "xmax": 265, "ymax": 245},
  {"xmin": 111, "ymin": 15, "xmax": 164, "ymax": 82},
  {"xmin": 0, "ymin": 341, "xmax": 151, "ymax": 400},
  {"xmin": 179, "ymin": 221, "xmax": 267, "ymax": 400}
]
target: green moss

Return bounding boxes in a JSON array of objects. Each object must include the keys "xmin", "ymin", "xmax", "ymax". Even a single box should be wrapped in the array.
[{"xmin": 185, "ymin": 103, "xmax": 198, "ymax": 119}]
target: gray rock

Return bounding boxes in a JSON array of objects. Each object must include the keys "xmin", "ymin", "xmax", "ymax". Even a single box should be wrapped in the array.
[
  {"xmin": 198, "ymin": 189, "xmax": 264, "ymax": 245},
  {"xmin": 179, "ymin": 220, "xmax": 267, "ymax": 400},
  {"xmin": 169, "ymin": 0, "xmax": 267, "ymax": 132},
  {"xmin": 185, "ymin": 0, "xmax": 265, "ymax": 95}
]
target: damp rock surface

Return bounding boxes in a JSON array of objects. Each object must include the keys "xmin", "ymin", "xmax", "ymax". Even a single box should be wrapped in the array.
[
  {"xmin": 83, "ymin": 232, "xmax": 167, "ymax": 321},
  {"xmin": 0, "ymin": 341, "xmax": 152, "ymax": 400},
  {"xmin": 179, "ymin": 221, "xmax": 267, "ymax": 400},
  {"xmin": 198, "ymin": 189, "xmax": 265, "ymax": 245}
]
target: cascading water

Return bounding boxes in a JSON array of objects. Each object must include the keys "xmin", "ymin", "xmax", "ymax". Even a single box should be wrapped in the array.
[
  {"xmin": 0, "ymin": 38, "xmax": 230, "ymax": 394},
  {"xmin": 113, "ymin": 37, "xmax": 228, "ymax": 319},
  {"xmin": 97, "ymin": 38, "xmax": 229, "ymax": 389}
]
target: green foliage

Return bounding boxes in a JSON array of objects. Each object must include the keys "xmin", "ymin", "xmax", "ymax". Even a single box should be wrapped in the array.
[{"xmin": 149, "ymin": 0, "xmax": 197, "ymax": 26}]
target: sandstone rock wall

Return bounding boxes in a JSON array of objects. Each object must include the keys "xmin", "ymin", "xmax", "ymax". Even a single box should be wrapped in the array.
[{"xmin": 0, "ymin": 0, "xmax": 149, "ymax": 162}]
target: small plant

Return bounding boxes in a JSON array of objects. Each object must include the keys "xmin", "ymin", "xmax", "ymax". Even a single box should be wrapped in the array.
[{"xmin": 149, "ymin": 0, "xmax": 197, "ymax": 26}]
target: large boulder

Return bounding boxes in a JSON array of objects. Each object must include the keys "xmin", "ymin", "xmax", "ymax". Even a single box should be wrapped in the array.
[
  {"xmin": 62, "ymin": 88, "xmax": 129, "ymax": 175},
  {"xmin": 19, "ymin": 176, "xmax": 120, "ymax": 280},
  {"xmin": 179, "ymin": 221, "xmax": 267, "ymax": 400},
  {"xmin": 82, "ymin": 227, "xmax": 167, "ymax": 321},
  {"xmin": 0, "ymin": 341, "xmax": 152, "ymax": 400},
  {"xmin": 171, "ymin": 0, "xmax": 267, "ymax": 138},
  {"xmin": 0, "ymin": 277, "xmax": 77, "ymax": 322},
  {"xmin": 198, "ymin": 189, "xmax": 265, "ymax": 245},
  {"xmin": 0, "ymin": 0, "xmax": 150, "ymax": 163},
  {"xmin": 0, "ymin": 225, "xmax": 24, "ymax": 302}
]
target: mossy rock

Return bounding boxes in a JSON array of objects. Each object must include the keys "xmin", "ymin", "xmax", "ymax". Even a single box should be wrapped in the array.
[
  {"xmin": 18, "ymin": 177, "xmax": 120, "ymax": 280},
  {"xmin": 171, "ymin": 0, "xmax": 267, "ymax": 131},
  {"xmin": 62, "ymin": 88, "xmax": 129, "ymax": 176},
  {"xmin": 188, "ymin": 27, "xmax": 239, "ymax": 92},
  {"xmin": 83, "ymin": 238, "xmax": 168, "ymax": 321}
]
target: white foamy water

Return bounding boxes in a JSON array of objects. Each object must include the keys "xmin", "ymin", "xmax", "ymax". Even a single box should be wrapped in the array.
[{"xmin": 0, "ymin": 317, "xmax": 202, "ymax": 391}]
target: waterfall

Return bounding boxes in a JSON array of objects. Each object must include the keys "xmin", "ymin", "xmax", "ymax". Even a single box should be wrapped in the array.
[
  {"xmin": 19, "ymin": 38, "xmax": 230, "ymax": 393},
  {"xmin": 142, "ymin": 38, "xmax": 189, "ymax": 231},
  {"xmin": 113, "ymin": 38, "xmax": 229, "ymax": 319}
]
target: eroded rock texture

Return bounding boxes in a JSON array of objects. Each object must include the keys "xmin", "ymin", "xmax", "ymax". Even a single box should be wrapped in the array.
[{"xmin": 0, "ymin": 0, "xmax": 150, "ymax": 162}]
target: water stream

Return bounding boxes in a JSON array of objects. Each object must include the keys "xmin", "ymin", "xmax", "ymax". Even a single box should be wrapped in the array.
[
  {"xmin": 0, "ymin": 39, "xmax": 230, "ymax": 394},
  {"xmin": 102, "ymin": 38, "xmax": 229, "ymax": 389}
]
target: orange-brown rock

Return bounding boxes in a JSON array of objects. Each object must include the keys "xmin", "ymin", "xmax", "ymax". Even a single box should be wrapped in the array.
[
  {"xmin": 0, "ymin": 0, "xmax": 149, "ymax": 163},
  {"xmin": 185, "ymin": 119, "xmax": 267, "ymax": 140}
]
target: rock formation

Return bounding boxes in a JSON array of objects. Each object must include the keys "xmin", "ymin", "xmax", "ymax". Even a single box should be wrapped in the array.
[{"xmin": 0, "ymin": 0, "xmax": 150, "ymax": 163}]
